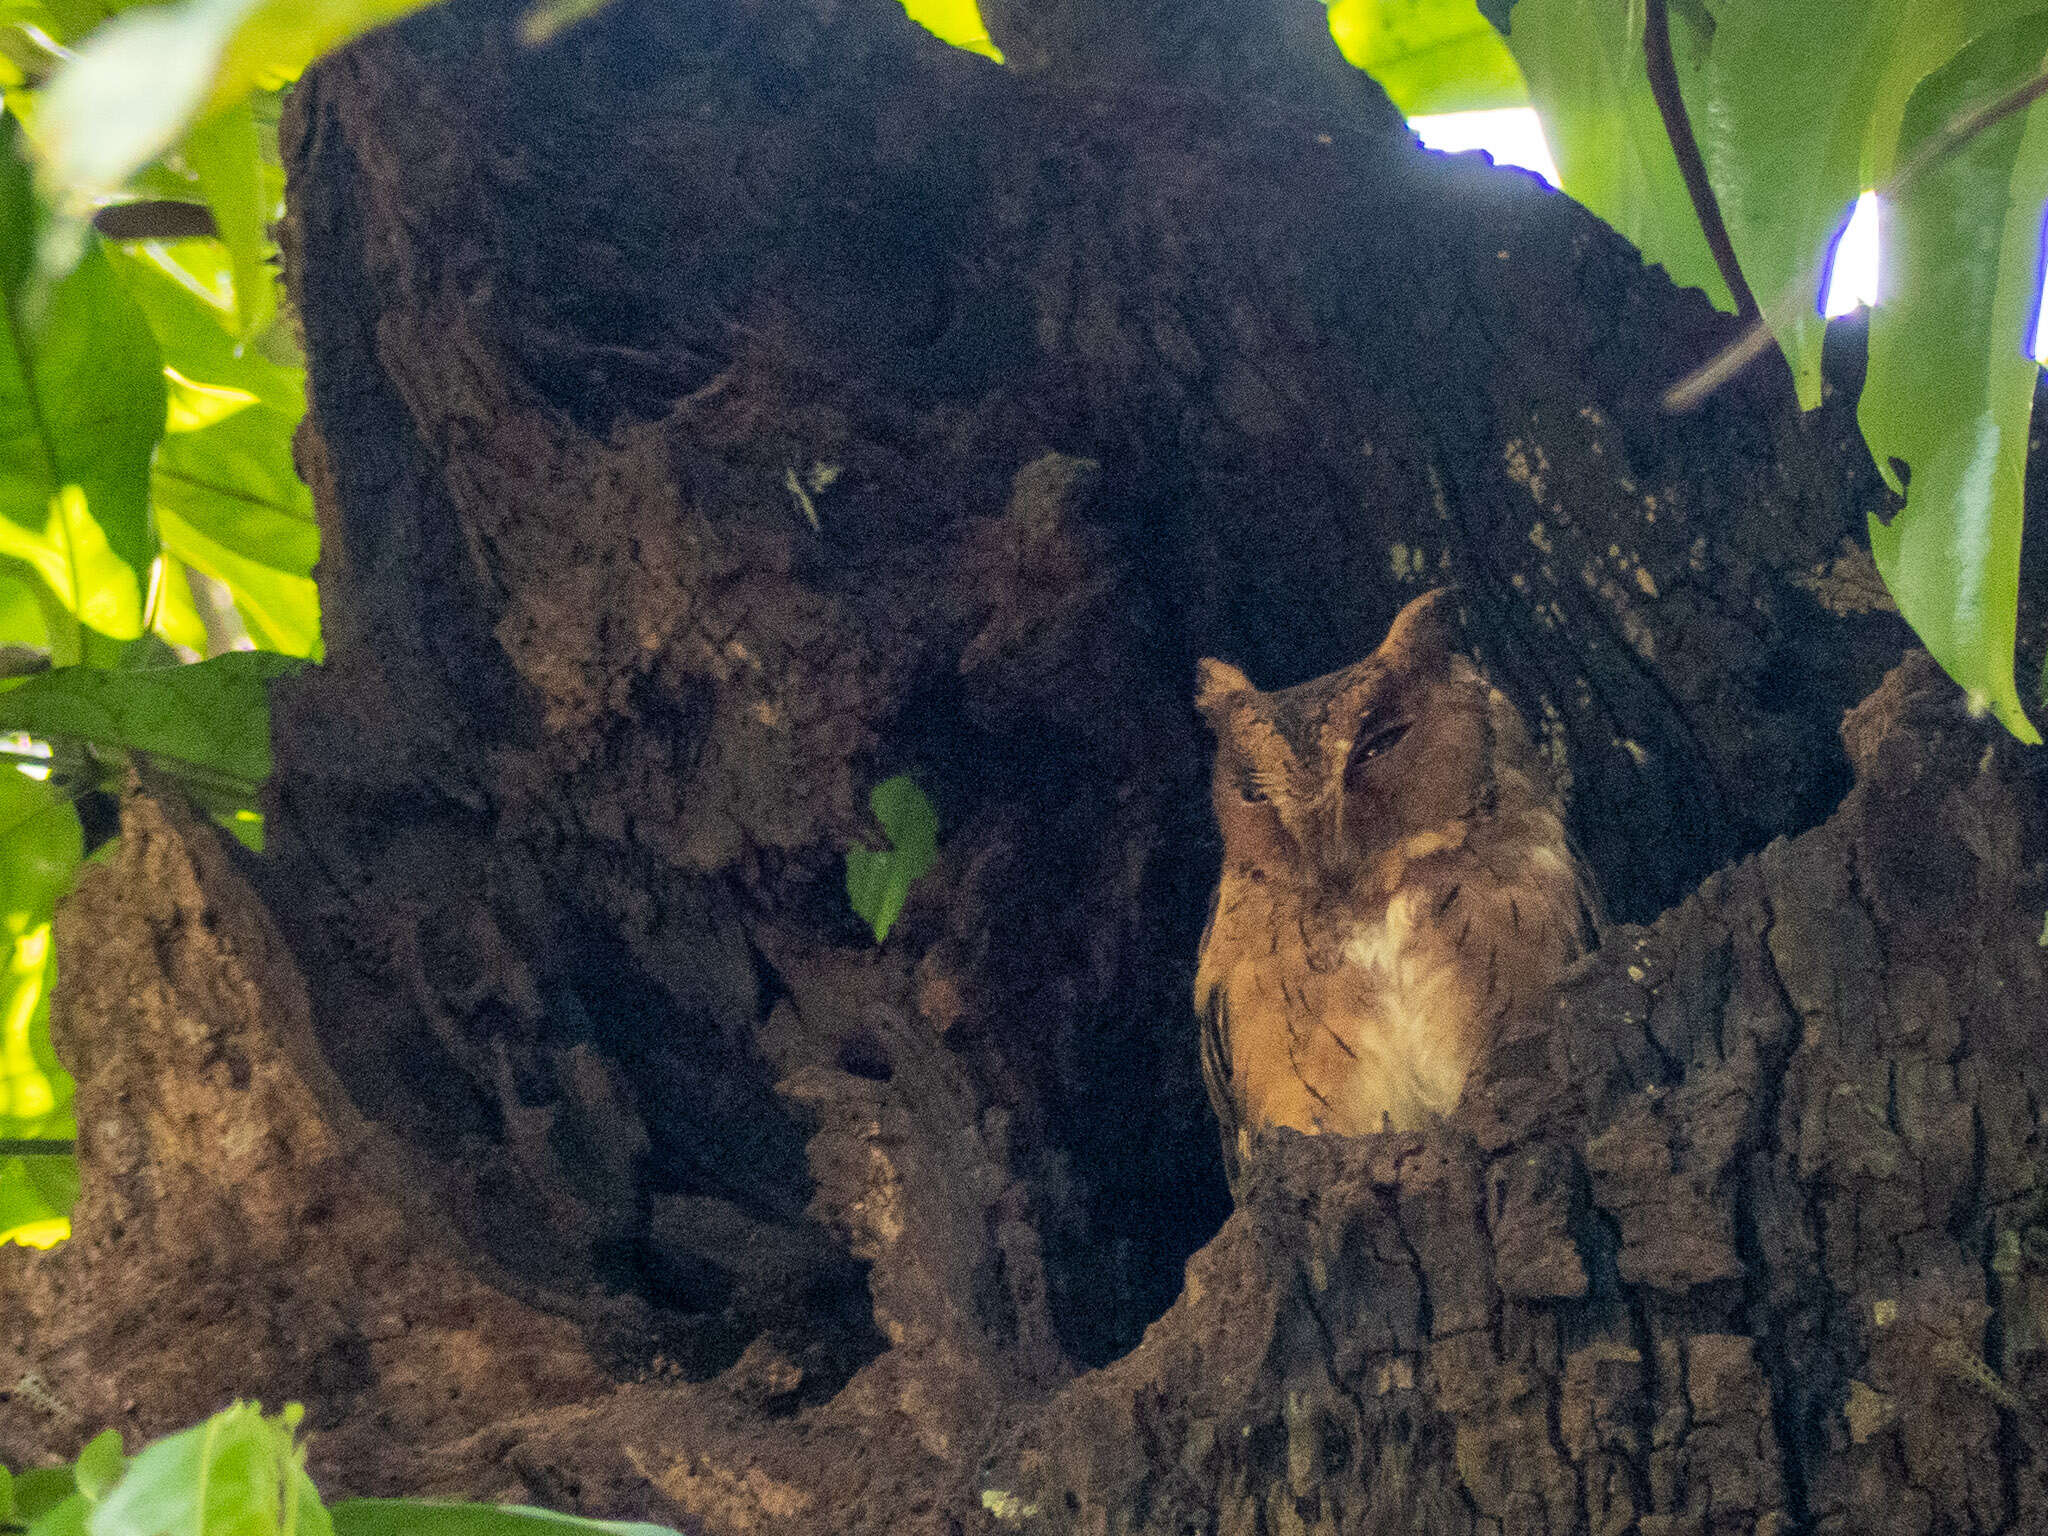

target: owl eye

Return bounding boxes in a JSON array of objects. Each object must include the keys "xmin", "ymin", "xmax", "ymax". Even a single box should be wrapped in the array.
[
  {"xmin": 1235, "ymin": 774, "xmax": 1269, "ymax": 804},
  {"xmin": 1347, "ymin": 718, "xmax": 1412, "ymax": 777}
]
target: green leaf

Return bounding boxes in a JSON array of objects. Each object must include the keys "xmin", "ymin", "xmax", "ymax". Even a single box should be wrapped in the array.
[
  {"xmin": 104, "ymin": 243, "xmax": 305, "ymax": 418},
  {"xmin": 0, "ymin": 650, "xmax": 304, "ymax": 789},
  {"xmin": 179, "ymin": 99, "xmax": 275, "ymax": 340},
  {"xmin": 36, "ymin": 0, "xmax": 443, "ymax": 232},
  {"xmin": 155, "ymin": 405, "xmax": 316, "ymax": 578},
  {"xmin": 155, "ymin": 514, "xmax": 319, "ymax": 659},
  {"xmin": 1330, "ymin": 0, "xmax": 1531, "ymax": 116},
  {"xmin": 16, "ymin": 1466, "xmax": 78, "ymax": 1522},
  {"xmin": 0, "ymin": 567, "xmax": 51, "ymax": 654},
  {"xmin": 0, "ymin": 116, "xmax": 163, "ymax": 649},
  {"xmin": 1501, "ymin": 0, "xmax": 1735, "ymax": 308},
  {"xmin": 332, "ymin": 1502, "xmax": 681, "ymax": 1536},
  {"xmin": 0, "ymin": 766, "xmax": 83, "ymax": 1250},
  {"xmin": 0, "ymin": 765, "xmax": 81, "ymax": 1245},
  {"xmin": 151, "ymin": 559, "xmax": 211, "ymax": 655},
  {"xmin": 1859, "ymin": 17, "xmax": 2048, "ymax": 743},
  {"xmin": 101, "ymin": 241, "xmax": 319, "ymax": 657},
  {"xmin": 72, "ymin": 1435, "xmax": 123, "ymax": 1506},
  {"xmin": 845, "ymin": 774, "xmax": 937, "ymax": 944},
  {"xmin": 0, "ymin": 1150, "xmax": 77, "ymax": 1247},
  {"xmin": 87, "ymin": 1403, "xmax": 330, "ymax": 1536},
  {"xmin": 154, "ymin": 400, "xmax": 321, "ymax": 658},
  {"xmin": 1674, "ymin": 0, "xmax": 2046, "ymax": 408},
  {"xmin": 25, "ymin": 1490, "xmax": 86, "ymax": 1536},
  {"xmin": 897, "ymin": 0, "xmax": 1002, "ymax": 62}
]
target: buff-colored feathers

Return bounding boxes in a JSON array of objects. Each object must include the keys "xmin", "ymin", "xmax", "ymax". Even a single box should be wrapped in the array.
[{"xmin": 1193, "ymin": 589, "xmax": 1592, "ymax": 1184}]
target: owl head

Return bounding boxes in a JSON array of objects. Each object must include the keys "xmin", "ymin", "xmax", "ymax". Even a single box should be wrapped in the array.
[{"xmin": 1195, "ymin": 589, "xmax": 1542, "ymax": 886}]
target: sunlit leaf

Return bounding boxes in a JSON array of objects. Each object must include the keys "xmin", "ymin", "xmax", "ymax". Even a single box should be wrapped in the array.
[
  {"xmin": 88, "ymin": 1403, "xmax": 330, "ymax": 1536},
  {"xmin": 105, "ymin": 242, "xmax": 305, "ymax": 416},
  {"xmin": 0, "ymin": 116, "xmax": 162, "ymax": 647},
  {"xmin": 0, "ymin": 768, "xmax": 80, "ymax": 1250},
  {"xmin": 155, "ymin": 404, "xmax": 315, "ymax": 577},
  {"xmin": 1859, "ymin": 18, "xmax": 2048, "ymax": 743},
  {"xmin": 1501, "ymin": 0, "xmax": 1734, "ymax": 307},
  {"xmin": 103, "ymin": 241, "xmax": 318, "ymax": 655},
  {"xmin": 0, "ymin": 489, "xmax": 147, "ymax": 643},
  {"xmin": 1681, "ymin": 0, "xmax": 2046, "ymax": 408},
  {"xmin": 179, "ymin": 98, "xmax": 275, "ymax": 338},
  {"xmin": 150, "ymin": 558, "xmax": 210, "ymax": 653},
  {"xmin": 898, "ymin": 0, "xmax": 1001, "ymax": 61},
  {"xmin": 37, "ymin": 0, "xmax": 442, "ymax": 235},
  {"xmin": 1330, "ymin": 0, "xmax": 1530, "ymax": 115},
  {"xmin": 72, "ymin": 1434, "xmax": 123, "ymax": 1506}
]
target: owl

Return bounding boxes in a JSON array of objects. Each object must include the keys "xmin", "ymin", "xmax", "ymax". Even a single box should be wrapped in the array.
[{"xmin": 1193, "ymin": 588, "xmax": 1594, "ymax": 1183}]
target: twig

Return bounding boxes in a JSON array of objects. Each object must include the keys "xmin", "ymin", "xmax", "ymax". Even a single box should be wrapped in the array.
[
  {"xmin": 1644, "ymin": 0, "xmax": 1759, "ymax": 325},
  {"xmin": 91, "ymin": 200, "xmax": 218, "ymax": 241}
]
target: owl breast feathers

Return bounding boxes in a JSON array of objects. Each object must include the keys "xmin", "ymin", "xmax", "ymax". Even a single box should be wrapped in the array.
[{"xmin": 1193, "ymin": 588, "xmax": 1594, "ymax": 1183}]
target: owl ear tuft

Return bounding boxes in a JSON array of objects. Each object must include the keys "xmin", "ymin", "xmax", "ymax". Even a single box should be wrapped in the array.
[
  {"xmin": 1195, "ymin": 657, "xmax": 1254, "ymax": 714},
  {"xmin": 1378, "ymin": 587, "xmax": 1461, "ymax": 666}
]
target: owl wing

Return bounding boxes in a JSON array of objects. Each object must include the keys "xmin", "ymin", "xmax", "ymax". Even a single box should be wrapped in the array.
[{"xmin": 1195, "ymin": 899, "xmax": 1243, "ymax": 1191}]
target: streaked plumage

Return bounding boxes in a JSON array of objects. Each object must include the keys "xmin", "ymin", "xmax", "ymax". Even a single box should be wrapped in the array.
[{"xmin": 1193, "ymin": 589, "xmax": 1593, "ymax": 1185}]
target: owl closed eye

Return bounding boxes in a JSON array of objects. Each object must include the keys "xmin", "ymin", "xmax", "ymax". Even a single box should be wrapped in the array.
[{"xmin": 1191, "ymin": 588, "xmax": 1594, "ymax": 1186}]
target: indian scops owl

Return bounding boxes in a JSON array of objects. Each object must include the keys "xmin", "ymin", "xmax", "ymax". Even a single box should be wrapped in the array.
[{"xmin": 1192, "ymin": 588, "xmax": 1595, "ymax": 1183}]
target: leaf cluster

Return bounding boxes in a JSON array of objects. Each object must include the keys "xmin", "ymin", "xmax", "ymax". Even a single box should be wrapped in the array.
[
  {"xmin": 0, "ymin": 1403, "xmax": 680, "ymax": 1536},
  {"xmin": 1335, "ymin": 0, "xmax": 2048, "ymax": 740},
  {"xmin": 0, "ymin": 0, "xmax": 452, "ymax": 1247}
]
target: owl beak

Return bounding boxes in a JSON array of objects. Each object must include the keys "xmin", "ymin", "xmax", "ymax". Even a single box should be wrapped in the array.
[{"xmin": 1316, "ymin": 783, "xmax": 1359, "ymax": 880}]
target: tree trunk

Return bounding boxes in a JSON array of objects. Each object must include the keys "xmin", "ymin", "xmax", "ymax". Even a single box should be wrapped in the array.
[{"xmin": 2, "ymin": 0, "xmax": 2044, "ymax": 1532}]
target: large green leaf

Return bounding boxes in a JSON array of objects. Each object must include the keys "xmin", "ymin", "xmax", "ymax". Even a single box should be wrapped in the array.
[
  {"xmin": 155, "ymin": 406, "xmax": 315, "ymax": 578},
  {"xmin": 1500, "ymin": 0, "xmax": 1734, "ymax": 308},
  {"xmin": 1859, "ymin": 19, "xmax": 2048, "ymax": 743},
  {"xmin": 1330, "ymin": 0, "xmax": 1530, "ymax": 115},
  {"xmin": 1677, "ymin": 0, "xmax": 2047, "ymax": 408},
  {"xmin": 0, "ymin": 649, "xmax": 304, "ymax": 788},
  {"xmin": 87, "ymin": 1404, "xmax": 330, "ymax": 1536},
  {"xmin": 0, "ymin": 116, "xmax": 163, "ymax": 649}
]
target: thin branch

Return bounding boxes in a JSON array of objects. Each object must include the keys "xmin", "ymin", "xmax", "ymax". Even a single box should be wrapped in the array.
[
  {"xmin": 91, "ymin": 200, "xmax": 219, "ymax": 241},
  {"xmin": 0, "ymin": 1139, "xmax": 75, "ymax": 1156},
  {"xmin": 1644, "ymin": 0, "xmax": 1760, "ymax": 325},
  {"xmin": 1664, "ymin": 63, "xmax": 2048, "ymax": 412}
]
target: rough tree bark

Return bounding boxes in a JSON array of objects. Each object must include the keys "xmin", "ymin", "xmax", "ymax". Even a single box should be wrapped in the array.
[{"xmin": 1, "ymin": 0, "xmax": 2044, "ymax": 1531}]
